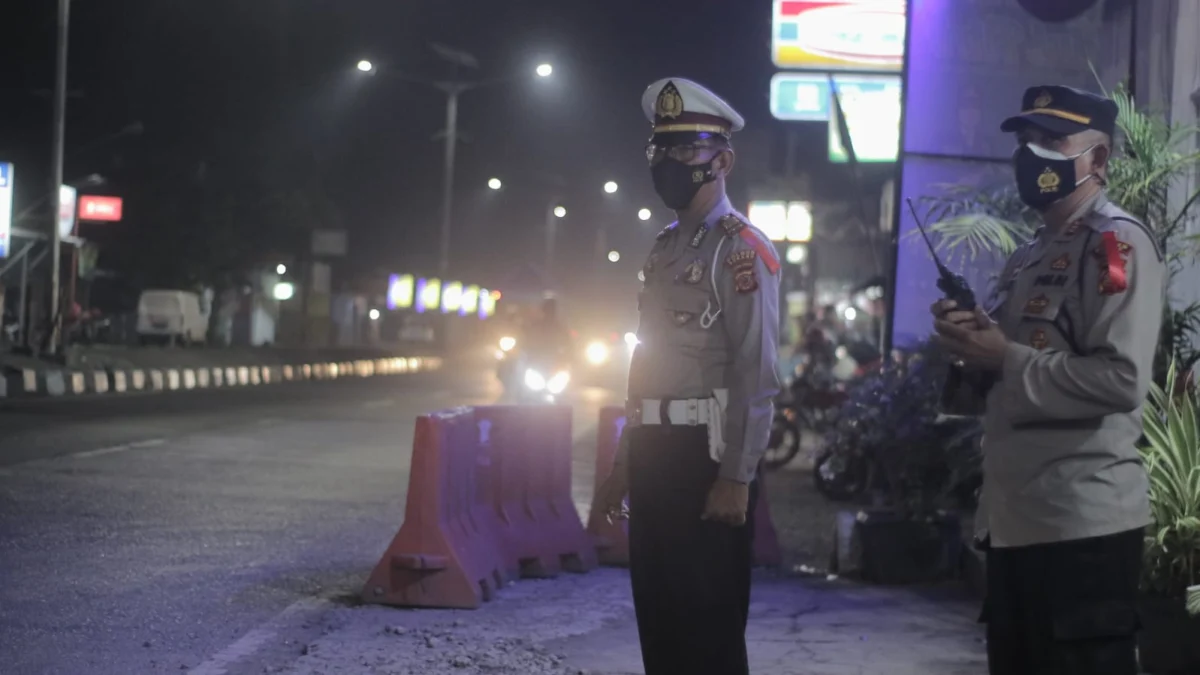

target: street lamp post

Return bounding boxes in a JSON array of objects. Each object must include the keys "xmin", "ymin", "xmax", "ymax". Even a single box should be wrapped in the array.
[
  {"xmin": 358, "ymin": 58, "xmax": 552, "ymax": 279},
  {"xmin": 48, "ymin": 0, "xmax": 71, "ymax": 354},
  {"xmin": 545, "ymin": 199, "xmax": 565, "ymax": 282}
]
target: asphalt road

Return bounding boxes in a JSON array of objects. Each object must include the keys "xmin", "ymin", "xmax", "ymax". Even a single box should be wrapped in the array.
[{"xmin": 0, "ymin": 355, "xmax": 625, "ymax": 675}]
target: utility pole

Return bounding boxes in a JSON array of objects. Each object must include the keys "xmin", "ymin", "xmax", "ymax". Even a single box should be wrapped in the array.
[
  {"xmin": 48, "ymin": 0, "xmax": 71, "ymax": 355},
  {"xmin": 437, "ymin": 86, "xmax": 461, "ymax": 280}
]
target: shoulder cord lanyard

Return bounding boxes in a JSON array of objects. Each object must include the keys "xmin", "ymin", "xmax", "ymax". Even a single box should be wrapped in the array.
[{"xmin": 699, "ymin": 234, "xmax": 731, "ymax": 329}]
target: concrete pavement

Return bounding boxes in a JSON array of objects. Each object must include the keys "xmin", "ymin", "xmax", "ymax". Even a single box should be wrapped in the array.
[
  {"xmin": 0, "ymin": 357, "xmax": 989, "ymax": 675},
  {"xmin": 0, "ymin": 360, "xmax": 623, "ymax": 674}
]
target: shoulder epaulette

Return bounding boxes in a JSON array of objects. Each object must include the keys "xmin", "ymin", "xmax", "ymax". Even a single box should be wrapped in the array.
[
  {"xmin": 1089, "ymin": 205, "xmax": 1163, "ymax": 262},
  {"xmin": 718, "ymin": 214, "xmax": 746, "ymax": 236}
]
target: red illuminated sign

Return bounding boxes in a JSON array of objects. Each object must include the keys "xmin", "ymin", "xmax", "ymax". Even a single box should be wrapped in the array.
[{"xmin": 78, "ymin": 196, "xmax": 123, "ymax": 222}]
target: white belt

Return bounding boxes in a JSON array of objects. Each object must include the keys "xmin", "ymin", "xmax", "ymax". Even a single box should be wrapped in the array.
[{"xmin": 627, "ymin": 391, "xmax": 729, "ymax": 461}]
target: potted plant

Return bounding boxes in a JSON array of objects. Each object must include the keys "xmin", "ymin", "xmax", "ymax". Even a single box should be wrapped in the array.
[
  {"xmin": 1138, "ymin": 362, "xmax": 1200, "ymax": 674},
  {"xmin": 820, "ymin": 340, "xmax": 982, "ymax": 584}
]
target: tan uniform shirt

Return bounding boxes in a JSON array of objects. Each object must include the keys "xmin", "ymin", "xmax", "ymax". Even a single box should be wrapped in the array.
[
  {"xmin": 944, "ymin": 193, "xmax": 1165, "ymax": 547},
  {"xmin": 620, "ymin": 196, "xmax": 782, "ymax": 484}
]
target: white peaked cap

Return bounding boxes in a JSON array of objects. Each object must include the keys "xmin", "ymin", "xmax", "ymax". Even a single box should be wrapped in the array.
[{"xmin": 641, "ymin": 77, "xmax": 745, "ymax": 136}]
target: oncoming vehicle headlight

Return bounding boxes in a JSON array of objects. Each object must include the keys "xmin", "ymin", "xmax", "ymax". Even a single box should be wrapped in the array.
[
  {"xmin": 547, "ymin": 370, "xmax": 571, "ymax": 394},
  {"xmin": 524, "ymin": 369, "xmax": 547, "ymax": 391},
  {"xmin": 499, "ymin": 336, "xmax": 517, "ymax": 352},
  {"xmin": 585, "ymin": 341, "xmax": 610, "ymax": 366}
]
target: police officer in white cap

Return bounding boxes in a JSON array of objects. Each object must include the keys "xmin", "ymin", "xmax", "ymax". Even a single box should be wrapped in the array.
[{"xmin": 596, "ymin": 77, "xmax": 781, "ymax": 675}]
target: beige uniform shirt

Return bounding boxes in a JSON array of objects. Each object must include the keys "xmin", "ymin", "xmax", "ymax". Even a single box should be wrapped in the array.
[
  {"xmin": 620, "ymin": 196, "xmax": 782, "ymax": 484},
  {"xmin": 944, "ymin": 193, "xmax": 1165, "ymax": 547}
]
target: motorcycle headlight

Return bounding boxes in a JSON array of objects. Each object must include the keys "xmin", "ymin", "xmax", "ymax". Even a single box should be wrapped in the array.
[
  {"xmin": 547, "ymin": 370, "xmax": 571, "ymax": 394},
  {"xmin": 584, "ymin": 341, "xmax": 610, "ymax": 366},
  {"xmin": 524, "ymin": 369, "xmax": 547, "ymax": 391}
]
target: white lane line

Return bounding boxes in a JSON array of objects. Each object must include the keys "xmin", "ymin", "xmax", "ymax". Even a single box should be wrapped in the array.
[
  {"xmin": 189, "ymin": 597, "xmax": 331, "ymax": 675},
  {"xmin": 71, "ymin": 437, "xmax": 166, "ymax": 459}
]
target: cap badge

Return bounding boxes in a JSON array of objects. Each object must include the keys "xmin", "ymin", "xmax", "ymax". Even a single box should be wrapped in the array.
[
  {"xmin": 1037, "ymin": 167, "xmax": 1061, "ymax": 193},
  {"xmin": 1033, "ymin": 90, "xmax": 1053, "ymax": 108},
  {"xmin": 655, "ymin": 81, "xmax": 684, "ymax": 120}
]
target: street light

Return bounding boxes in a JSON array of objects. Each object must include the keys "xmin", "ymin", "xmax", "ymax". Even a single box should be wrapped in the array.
[
  {"xmin": 357, "ymin": 60, "xmax": 374, "ymax": 73},
  {"xmin": 487, "ymin": 177, "xmax": 502, "ymax": 190},
  {"xmin": 536, "ymin": 63, "xmax": 553, "ymax": 77},
  {"xmin": 604, "ymin": 181, "xmax": 619, "ymax": 194},
  {"xmin": 608, "ymin": 250, "xmax": 621, "ymax": 263},
  {"xmin": 638, "ymin": 208, "xmax": 652, "ymax": 221},
  {"xmin": 553, "ymin": 205, "xmax": 567, "ymax": 218},
  {"xmin": 276, "ymin": 264, "xmax": 287, "ymax": 275}
]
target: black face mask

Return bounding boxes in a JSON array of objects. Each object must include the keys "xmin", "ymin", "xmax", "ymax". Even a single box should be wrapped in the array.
[
  {"xmin": 651, "ymin": 157, "xmax": 717, "ymax": 211},
  {"xmin": 1014, "ymin": 143, "xmax": 1096, "ymax": 209}
]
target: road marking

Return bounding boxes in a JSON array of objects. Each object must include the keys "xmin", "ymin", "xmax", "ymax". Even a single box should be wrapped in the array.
[
  {"xmin": 189, "ymin": 597, "xmax": 331, "ymax": 675},
  {"xmin": 72, "ymin": 437, "xmax": 166, "ymax": 459}
]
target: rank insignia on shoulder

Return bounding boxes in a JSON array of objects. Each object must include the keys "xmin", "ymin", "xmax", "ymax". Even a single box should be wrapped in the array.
[
  {"xmin": 1092, "ymin": 232, "xmax": 1132, "ymax": 295},
  {"xmin": 725, "ymin": 249, "xmax": 758, "ymax": 293},
  {"xmin": 1030, "ymin": 328, "xmax": 1049, "ymax": 350},
  {"xmin": 719, "ymin": 214, "xmax": 746, "ymax": 236},
  {"xmin": 1023, "ymin": 294, "xmax": 1050, "ymax": 314},
  {"xmin": 1050, "ymin": 254, "xmax": 1070, "ymax": 271},
  {"xmin": 682, "ymin": 258, "xmax": 706, "ymax": 284}
]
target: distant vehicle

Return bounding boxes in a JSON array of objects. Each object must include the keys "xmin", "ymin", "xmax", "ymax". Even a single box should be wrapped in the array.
[{"xmin": 136, "ymin": 290, "xmax": 208, "ymax": 346}]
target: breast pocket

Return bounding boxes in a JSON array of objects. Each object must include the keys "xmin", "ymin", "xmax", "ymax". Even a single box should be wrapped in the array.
[
  {"xmin": 1015, "ymin": 290, "xmax": 1076, "ymax": 352},
  {"xmin": 661, "ymin": 286, "xmax": 717, "ymax": 348}
]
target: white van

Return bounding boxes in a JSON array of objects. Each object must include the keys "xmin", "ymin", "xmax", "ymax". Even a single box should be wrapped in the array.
[{"xmin": 136, "ymin": 290, "xmax": 208, "ymax": 346}]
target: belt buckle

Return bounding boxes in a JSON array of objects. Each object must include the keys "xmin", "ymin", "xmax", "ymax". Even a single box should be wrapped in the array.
[{"xmin": 625, "ymin": 399, "xmax": 643, "ymax": 426}]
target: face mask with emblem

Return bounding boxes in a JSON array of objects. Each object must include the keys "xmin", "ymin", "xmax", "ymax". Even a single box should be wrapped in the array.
[
  {"xmin": 1013, "ymin": 142, "xmax": 1098, "ymax": 209},
  {"xmin": 651, "ymin": 156, "xmax": 717, "ymax": 211}
]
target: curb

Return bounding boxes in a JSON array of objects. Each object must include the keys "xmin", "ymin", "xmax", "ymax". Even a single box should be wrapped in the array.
[{"xmin": 0, "ymin": 356, "xmax": 442, "ymax": 400}]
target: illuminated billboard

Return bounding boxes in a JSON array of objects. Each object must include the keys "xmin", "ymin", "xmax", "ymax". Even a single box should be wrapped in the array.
[
  {"xmin": 0, "ymin": 163, "xmax": 11, "ymax": 259},
  {"xmin": 460, "ymin": 285, "xmax": 480, "ymax": 316},
  {"xmin": 78, "ymin": 195, "xmax": 123, "ymax": 222},
  {"xmin": 58, "ymin": 185, "xmax": 77, "ymax": 238},
  {"xmin": 441, "ymin": 282, "xmax": 463, "ymax": 313},
  {"xmin": 770, "ymin": 73, "xmax": 832, "ymax": 121},
  {"xmin": 747, "ymin": 201, "xmax": 812, "ymax": 243},
  {"xmin": 828, "ymin": 75, "xmax": 901, "ymax": 163},
  {"xmin": 415, "ymin": 278, "xmax": 441, "ymax": 314},
  {"xmin": 772, "ymin": 1, "xmax": 906, "ymax": 72},
  {"xmin": 386, "ymin": 274, "xmax": 414, "ymax": 310}
]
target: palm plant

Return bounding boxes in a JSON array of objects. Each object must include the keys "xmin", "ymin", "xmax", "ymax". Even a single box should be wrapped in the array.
[
  {"xmin": 914, "ymin": 83, "xmax": 1200, "ymax": 384},
  {"xmin": 1141, "ymin": 362, "xmax": 1200, "ymax": 607}
]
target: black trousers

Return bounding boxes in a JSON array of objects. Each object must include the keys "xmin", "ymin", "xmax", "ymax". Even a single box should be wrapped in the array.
[
  {"xmin": 627, "ymin": 425, "xmax": 759, "ymax": 675},
  {"xmin": 983, "ymin": 528, "xmax": 1143, "ymax": 675}
]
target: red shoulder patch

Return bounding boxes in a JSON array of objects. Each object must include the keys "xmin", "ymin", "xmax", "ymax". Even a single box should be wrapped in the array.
[
  {"xmin": 1093, "ymin": 231, "xmax": 1132, "ymax": 295},
  {"xmin": 736, "ymin": 229, "xmax": 780, "ymax": 275}
]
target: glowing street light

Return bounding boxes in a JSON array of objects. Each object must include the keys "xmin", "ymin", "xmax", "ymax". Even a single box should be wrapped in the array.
[
  {"xmin": 369, "ymin": 308, "xmax": 382, "ymax": 321},
  {"xmin": 603, "ymin": 181, "xmax": 619, "ymax": 194},
  {"xmin": 553, "ymin": 205, "xmax": 567, "ymax": 218},
  {"xmin": 608, "ymin": 250, "xmax": 621, "ymax": 263},
  {"xmin": 356, "ymin": 59, "xmax": 374, "ymax": 73},
  {"xmin": 536, "ymin": 63, "xmax": 553, "ymax": 77},
  {"xmin": 276, "ymin": 264, "xmax": 287, "ymax": 275},
  {"xmin": 637, "ymin": 208, "xmax": 652, "ymax": 221},
  {"xmin": 487, "ymin": 177, "xmax": 503, "ymax": 190}
]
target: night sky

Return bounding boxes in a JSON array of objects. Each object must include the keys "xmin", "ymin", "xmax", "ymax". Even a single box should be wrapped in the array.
[{"xmin": 2, "ymin": 0, "xmax": 846, "ymax": 318}]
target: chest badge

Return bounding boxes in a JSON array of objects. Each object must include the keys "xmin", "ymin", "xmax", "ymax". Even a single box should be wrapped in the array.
[
  {"xmin": 682, "ymin": 258, "xmax": 706, "ymax": 284},
  {"xmin": 1050, "ymin": 254, "xmax": 1070, "ymax": 271},
  {"xmin": 1023, "ymin": 294, "xmax": 1050, "ymax": 315},
  {"xmin": 725, "ymin": 249, "xmax": 759, "ymax": 293},
  {"xmin": 1030, "ymin": 328, "xmax": 1049, "ymax": 350}
]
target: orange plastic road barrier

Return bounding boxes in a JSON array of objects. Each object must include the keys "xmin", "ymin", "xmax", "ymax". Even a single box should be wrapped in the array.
[
  {"xmin": 362, "ymin": 408, "xmax": 507, "ymax": 609},
  {"xmin": 478, "ymin": 405, "xmax": 598, "ymax": 578},
  {"xmin": 587, "ymin": 406, "xmax": 782, "ymax": 568},
  {"xmin": 586, "ymin": 407, "xmax": 630, "ymax": 566}
]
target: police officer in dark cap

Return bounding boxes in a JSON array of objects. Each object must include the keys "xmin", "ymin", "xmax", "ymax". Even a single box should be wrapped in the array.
[{"xmin": 933, "ymin": 85, "xmax": 1165, "ymax": 674}]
